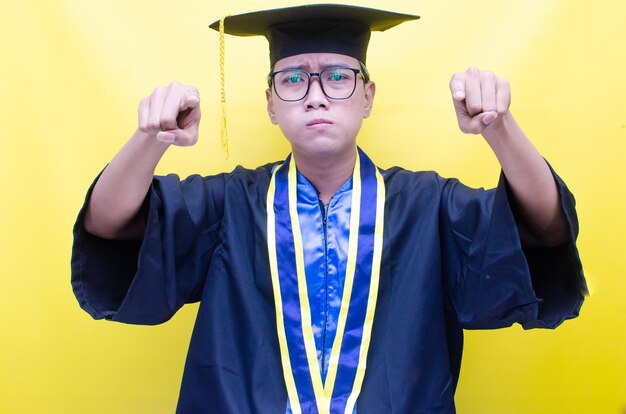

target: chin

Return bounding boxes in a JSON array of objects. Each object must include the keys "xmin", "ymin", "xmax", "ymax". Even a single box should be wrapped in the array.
[
  {"xmin": 300, "ymin": 140, "xmax": 355, "ymax": 159},
  {"xmin": 285, "ymin": 129, "xmax": 357, "ymax": 155}
]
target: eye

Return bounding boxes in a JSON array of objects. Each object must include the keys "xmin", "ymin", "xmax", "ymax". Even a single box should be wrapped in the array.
[
  {"xmin": 280, "ymin": 71, "xmax": 306, "ymax": 85},
  {"xmin": 325, "ymin": 69, "xmax": 351, "ymax": 82}
]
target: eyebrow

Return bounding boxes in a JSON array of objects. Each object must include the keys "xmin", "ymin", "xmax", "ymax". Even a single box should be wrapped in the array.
[{"xmin": 275, "ymin": 63, "xmax": 353, "ymax": 71}]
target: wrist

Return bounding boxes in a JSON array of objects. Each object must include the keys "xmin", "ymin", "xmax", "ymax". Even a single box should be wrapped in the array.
[
  {"xmin": 481, "ymin": 112, "xmax": 522, "ymax": 152},
  {"xmin": 132, "ymin": 129, "xmax": 172, "ymax": 154}
]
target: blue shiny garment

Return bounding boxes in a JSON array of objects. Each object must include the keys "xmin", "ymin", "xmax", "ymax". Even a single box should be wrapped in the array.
[{"xmin": 296, "ymin": 171, "xmax": 352, "ymax": 383}]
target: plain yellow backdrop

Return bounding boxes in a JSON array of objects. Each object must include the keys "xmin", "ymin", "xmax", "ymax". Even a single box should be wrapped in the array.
[{"xmin": 1, "ymin": 0, "xmax": 624, "ymax": 413}]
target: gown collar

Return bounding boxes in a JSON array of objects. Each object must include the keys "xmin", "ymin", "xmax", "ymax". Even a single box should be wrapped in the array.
[{"xmin": 296, "ymin": 170, "xmax": 353, "ymax": 204}]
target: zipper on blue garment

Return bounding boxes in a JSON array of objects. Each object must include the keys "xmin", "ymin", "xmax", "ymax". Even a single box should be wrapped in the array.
[{"xmin": 319, "ymin": 199, "xmax": 329, "ymax": 383}]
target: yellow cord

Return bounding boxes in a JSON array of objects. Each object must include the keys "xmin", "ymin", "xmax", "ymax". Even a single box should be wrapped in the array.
[{"xmin": 219, "ymin": 16, "xmax": 229, "ymax": 159}]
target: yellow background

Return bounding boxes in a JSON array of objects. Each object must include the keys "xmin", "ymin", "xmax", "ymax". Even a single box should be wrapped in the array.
[{"xmin": 1, "ymin": 0, "xmax": 624, "ymax": 412}]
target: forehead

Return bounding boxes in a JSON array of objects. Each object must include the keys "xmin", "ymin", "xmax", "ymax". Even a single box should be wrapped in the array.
[{"xmin": 273, "ymin": 53, "xmax": 360, "ymax": 70}]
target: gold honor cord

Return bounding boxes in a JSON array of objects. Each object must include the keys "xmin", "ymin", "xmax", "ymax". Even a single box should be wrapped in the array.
[
  {"xmin": 268, "ymin": 151, "xmax": 385, "ymax": 413},
  {"xmin": 324, "ymin": 153, "xmax": 362, "ymax": 398},
  {"xmin": 267, "ymin": 163, "xmax": 302, "ymax": 413},
  {"xmin": 219, "ymin": 16, "xmax": 229, "ymax": 159},
  {"xmin": 345, "ymin": 167, "xmax": 385, "ymax": 414},
  {"xmin": 287, "ymin": 159, "xmax": 329, "ymax": 410}
]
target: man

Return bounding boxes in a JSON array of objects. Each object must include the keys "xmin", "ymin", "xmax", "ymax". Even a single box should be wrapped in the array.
[{"xmin": 72, "ymin": 4, "xmax": 586, "ymax": 413}]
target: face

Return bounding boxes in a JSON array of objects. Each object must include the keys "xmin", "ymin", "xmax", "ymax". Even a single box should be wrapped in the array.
[{"xmin": 266, "ymin": 53, "xmax": 375, "ymax": 159}]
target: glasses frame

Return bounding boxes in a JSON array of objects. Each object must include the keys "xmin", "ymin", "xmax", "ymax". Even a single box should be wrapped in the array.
[{"xmin": 268, "ymin": 67, "xmax": 363, "ymax": 102}]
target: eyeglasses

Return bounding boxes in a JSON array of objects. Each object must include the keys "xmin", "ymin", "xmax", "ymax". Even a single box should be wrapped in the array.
[{"xmin": 268, "ymin": 67, "xmax": 363, "ymax": 102}]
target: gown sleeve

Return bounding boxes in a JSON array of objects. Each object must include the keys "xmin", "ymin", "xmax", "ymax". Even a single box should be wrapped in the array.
[
  {"xmin": 440, "ymin": 165, "xmax": 587, "ymax": 330},
  {"xmin": 71, "ymin": 172, "xmax": 226, "ymax": 325}
]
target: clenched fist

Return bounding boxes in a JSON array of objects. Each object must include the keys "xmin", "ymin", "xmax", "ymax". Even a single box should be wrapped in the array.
[
  {"xmin": 450, "ymin": 67, "xmax": 511, "ymax": 135},
  {"xmin": 138, "ymin": 81, "xmax": 201, "ymax": 146}
]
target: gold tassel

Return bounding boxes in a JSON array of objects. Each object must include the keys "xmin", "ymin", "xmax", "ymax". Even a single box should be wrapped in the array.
[{"xmin": 219, "ymin": 16, "xmax": 229, "ymax": 159}]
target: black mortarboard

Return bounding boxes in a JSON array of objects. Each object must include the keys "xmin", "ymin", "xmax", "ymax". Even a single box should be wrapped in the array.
[{"xmin": 209, "ymin": 4, "xmax": 419, "ymax": 66}]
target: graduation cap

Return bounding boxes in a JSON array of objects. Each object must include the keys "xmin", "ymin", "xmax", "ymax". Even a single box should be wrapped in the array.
[
  {"xmin": 208, "ymin": 4, "xmax": 419, "ymax": 157},
  {"xmin": 209, "ymin": 4, "xmax": 419, "ymax": 66}
]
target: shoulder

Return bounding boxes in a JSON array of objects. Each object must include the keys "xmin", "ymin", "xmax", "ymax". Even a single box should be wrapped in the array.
[
  {"xmin": 380, "ymin": 166, "xmax": 446, "ymax": 194},
  {"xmin": 225, "ymin": 162, "xmax": 277, "ymax": 184},
  {"xmin": 154, "ymin": 162, "xmax": 279, "ymax": 188},
  {"xmin": 380, "ymin": 166, "xmax": 489, "ymax": 196}
]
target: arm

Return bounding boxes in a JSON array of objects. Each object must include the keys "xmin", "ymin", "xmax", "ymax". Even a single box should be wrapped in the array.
[
  {"xmin": 84, "ymin": 82, "xmax": 201, "ymax": 240},
  {"xmin": 449, "ymin": 67, "xmax": 567, "ymax": 247}
]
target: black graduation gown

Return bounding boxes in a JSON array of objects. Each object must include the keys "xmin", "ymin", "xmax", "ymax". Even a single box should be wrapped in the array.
[{"xmin": 71, "ymin": 163, "xmax": 586, "ymax": 413}]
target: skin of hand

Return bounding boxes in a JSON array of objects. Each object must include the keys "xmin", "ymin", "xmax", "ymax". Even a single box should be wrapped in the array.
[
  {"xmin": 83, "ymin": 82, "xmax": 201, "ymax": 239},
  {"xmin": 449, "ymin": 67, "xmax": 568, "ymax": 247},
  {"xmin": 138, "ymin": 82, "xmax": 202, "ymax": 146},
  {"xmin": 449, "ymin": 67, "xmax": 510, "ymax": 134}
]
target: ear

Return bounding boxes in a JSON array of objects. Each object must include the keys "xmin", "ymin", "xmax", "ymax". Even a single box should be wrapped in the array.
[
  {"xmin": 266, "ymin": 88, "xmax": 278, "ymax": 125},
  {"xmin": 363, "ymin": 81, "xmax": 375, "ymax": 118}
]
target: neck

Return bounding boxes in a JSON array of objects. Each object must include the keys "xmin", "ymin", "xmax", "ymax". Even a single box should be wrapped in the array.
[{"xmin": 292, "ymin": 147, "xmax": 357, "ymax": 204}]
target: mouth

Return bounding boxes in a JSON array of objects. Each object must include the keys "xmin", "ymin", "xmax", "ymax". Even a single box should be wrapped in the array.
[{"xmin": 306, "ymin": 118, "xmax": 333, "ymax": 128}]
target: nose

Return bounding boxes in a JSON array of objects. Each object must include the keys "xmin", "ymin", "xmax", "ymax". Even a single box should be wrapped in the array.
[{"xmin": 304, "ymin": 75, "xmax": 329, "ymax": 109}]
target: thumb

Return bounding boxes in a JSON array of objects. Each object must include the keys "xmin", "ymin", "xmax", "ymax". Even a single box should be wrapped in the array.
[
  {"xmin": 481, "ymin": 111, "xmax": 498, "ymax": 127},
  {"xmin": 459, "ymin": 111, "xmax": 498, "ymax": 135},
  {"xmin": 156, "ymin": 127, "xmax": 199, "ymax": 147}
]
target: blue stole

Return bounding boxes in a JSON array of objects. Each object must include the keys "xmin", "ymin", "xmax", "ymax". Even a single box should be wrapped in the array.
[{"xmin": 267, "ymin": 148, "xmax": 385, "ymax": 414}]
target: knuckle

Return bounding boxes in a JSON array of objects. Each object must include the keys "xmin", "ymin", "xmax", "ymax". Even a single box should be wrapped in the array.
[
  {"xmin": 467, "ymin": 103, "xmax": 482, "ymax": 113},
  {"xmin": 147, "ymin": 119, "xmax": 161, "ymax": 131},
  {"xmin": 485, "ymin": 104, "xmax": 497, "ymax": 111},
  {"xmin": 497, "ymin": 77, "xmax": 510, "ymax": 88},
  {"xmin": 161, "ymin": 116, "xmax": 177, "ymax": 130},
  {"xmin": 150, "ymin": 87, "xmax": 163, "ymax": 99},
  {"xmin": 481, "ymin": 70, "xmax": 495, "ymax": 80}
]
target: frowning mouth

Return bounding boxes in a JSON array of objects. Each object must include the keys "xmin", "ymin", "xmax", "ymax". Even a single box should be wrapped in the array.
[{"xmin": 306, "ymin": 119, "xmax": 333, "ymax": 128}]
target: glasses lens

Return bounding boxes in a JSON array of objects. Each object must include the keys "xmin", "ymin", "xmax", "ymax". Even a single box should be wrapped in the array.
[
  {"xmin": 272, "ymin": 68, "xmax": 359, "ymax": 101},
  {"xmin": 320, "ymin": 68, "xmax": 357, "ymax": 99},
  {"xmin": 274, "ymin": 70, "xmax": 309, "ymax": 101}
]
